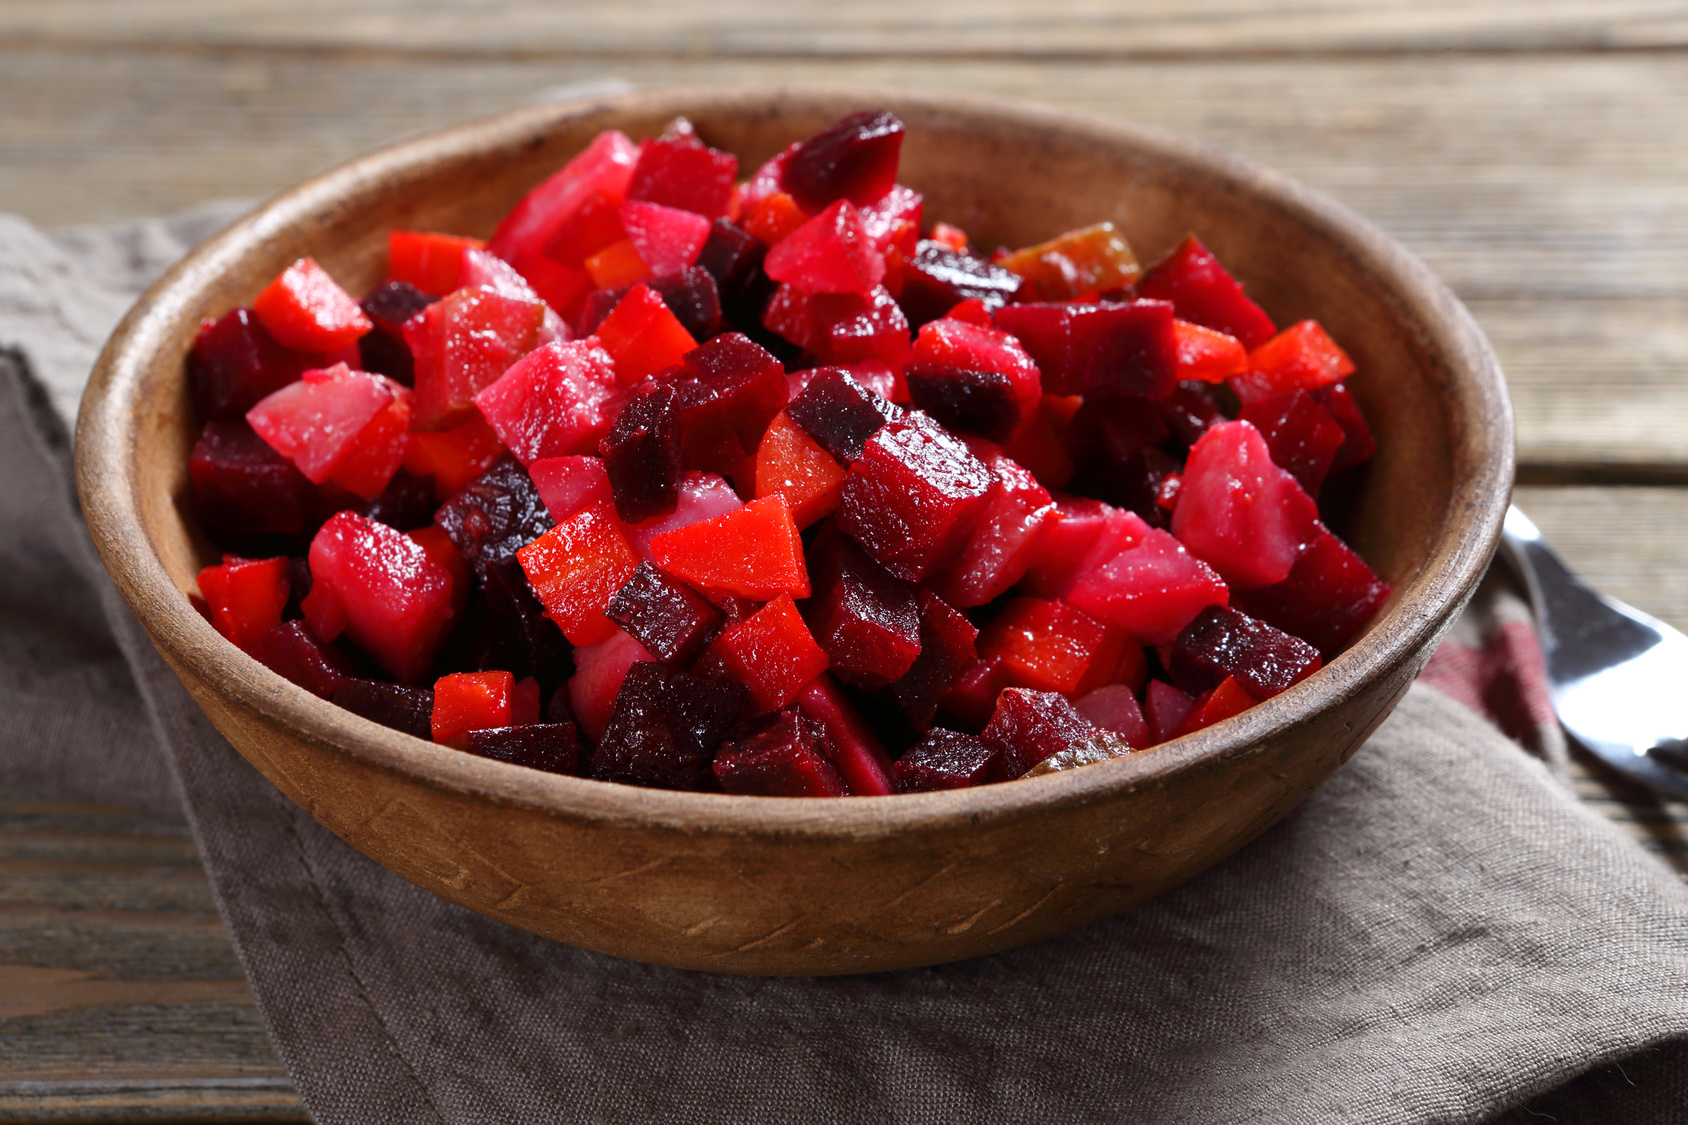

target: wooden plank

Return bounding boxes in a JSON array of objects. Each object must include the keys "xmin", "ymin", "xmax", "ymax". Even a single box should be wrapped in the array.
[
  {"xmin": 4, "ymin": 50, "xmax": 1686, "ymax": 473},
  {"xmin": 3, "ymin": 0, "xmax": 1687, "ymax": 56}
]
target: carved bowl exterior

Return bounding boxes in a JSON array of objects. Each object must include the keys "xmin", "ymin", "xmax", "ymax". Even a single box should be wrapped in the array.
[{"xmin": 75, "ymin": 86, "xmax": 1513, "ymax": 975}]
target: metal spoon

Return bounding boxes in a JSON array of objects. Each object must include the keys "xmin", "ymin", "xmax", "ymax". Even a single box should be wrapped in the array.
[{"xmin": 1500, "ymin": 506, "xmax": 1688, "ymax": 797}]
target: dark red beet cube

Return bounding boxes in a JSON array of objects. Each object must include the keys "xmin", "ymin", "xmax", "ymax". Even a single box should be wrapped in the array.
[
  {"xmin": 190, "ymin": 419, "xmax": 318, "ymax": 543},
  {"xmin": 188, "ymin": 307, "xmax": 318, "ymax": 422},
  {"xmin": 837, "ymin": 413, "xmax": 995, "ymax": 582},
  {"xmin": 1233, "ymin": 524, "xmax": 1390, "ymax": 657},
  {"xmin": 674, "ymin": 331, "xmax": 787, "ymax": 472},
  {"xmin": 1310, "ymin": 383, "xmax": 1378, "ymax": 473},
  {"xmin": 893, "ymin": 728, "xmax": 999, "ymax": 793},
  {"xmin": 605, "ymin": 561, "xmax": 724, "ymax": 665},
  {"xmin": 600, "ymin": 376, "xmax": 685, "ymax": 523},
  {"xmin": 482, "ymin": 556, "xmax": 573, "ymax": 692},
  {"xmin": 785, "ymin": 367, "xmax": 903, "ymax": 464},
  {"xmin": 1169, "ymin": 604, "xmax": 1322, "ymax": 700},
  {"xmin": 898, "ymin": 241, "xmax": 1024, "ymax": 327},
  {"xmin": 593, "ymin": 662, "xmax": 749, "ymax": 789},
  {"xmin": 892, "ymin": 589, "xmax": 979, "ymax": 731},
  {"xmin": 1159, "ymin": 381, "xmax": 1230, "ymax": 449},
  {"xmin": 931, "ymin": 442, "xmax": 1058, "ymax": 608},
  {"xmin": 981, "ymin": 687, "xmax": 1099, "ymax": 780},
  {"xmin": 625, "ymin": 132, "xmax": 738, "ymax": 220},
  {"xmin": 904, "ymin": 363, "xmax": 1019, "ymax": 441},
  {"xmin": 939, "ymin": 654, "xmax": 1012, "ymax": 733},
  {"xmin": 1144, "ymin": 680, "xmax": 1195, "ymax": 744},
  {"xmin": 1136, "ymin": 235, "xmax": 1277, "ymax": 350},
  {"xmin": 433, "ymin": 454, "xmax": 555, "ymax": 581},
  {"xmin": 1239, "ymin": 390, "xmax": 1347, "ymax": 495},
  {"xmin": 712, "ymin": 709, "xmax": 846, "ymax": 797},
  {"xmin": 804, "ymin": 526, "xmax": 920, "ymax": 689},
  {"xmin": 781, "ymin": 109, "xmax": 905, "ymax": 212},
  {"xmin": 356, "ymin": 469, "xmax": 437, "ymax": 532},
  {"xmin": 332, "ymin": 678, "xmax": 434, "ymax": 740},
  {"xmin": 577, "ymin": 269, "xmax": 723, "ymax": 341},
  {"xmin": 357, "ymin": 280, "xmax": 436, "ymax": 386},
  {"xmin": 696, "ymin": 218, "xmax": 773, "ymax": 319},
  {"xmin": 249, "ymin": 619, "xmax": 356, "ymax": 699},
  {"xmin": 763, "ymin": 284, "xmax": 912, "ymax": 369},
  {"xmin": 463, "ymin": 723, "xmax": 582, "ymax": 776},
  {"xmin": 993, "ymin": 300, "xmax": 1178, "ymax": 399}
]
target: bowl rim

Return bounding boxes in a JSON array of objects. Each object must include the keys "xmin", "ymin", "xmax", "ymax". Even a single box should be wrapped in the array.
[{"xmin": 74, "ymin": 82, "xmax": 1514, "ymax": 841}]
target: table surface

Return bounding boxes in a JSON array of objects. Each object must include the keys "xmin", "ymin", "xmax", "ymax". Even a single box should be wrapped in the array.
[{"xmin": 3, "ymin": 2, "xmax": 1687, "ymax": 1119}]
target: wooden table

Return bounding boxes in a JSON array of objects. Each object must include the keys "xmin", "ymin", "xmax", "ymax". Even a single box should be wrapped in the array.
[{"xmin": 2, "ymin": 2, "xmax": 1685, "ymax": 1119}]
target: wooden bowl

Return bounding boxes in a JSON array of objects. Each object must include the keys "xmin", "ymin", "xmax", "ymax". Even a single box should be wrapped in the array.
[{"xmin": 75, "ymin": 85, "xmax": 1513, "ymax": 975}]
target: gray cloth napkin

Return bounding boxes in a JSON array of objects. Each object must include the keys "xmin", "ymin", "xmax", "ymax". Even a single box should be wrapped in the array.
[{"xmin": 4, "ymin": 205, "xmax": 1687, "ymax": 1125}]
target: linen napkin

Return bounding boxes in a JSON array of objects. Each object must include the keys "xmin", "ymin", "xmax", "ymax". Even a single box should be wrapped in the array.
[{"xmin": 3, "ymin": 204, "xmax": 1687, "ymax": 1125}]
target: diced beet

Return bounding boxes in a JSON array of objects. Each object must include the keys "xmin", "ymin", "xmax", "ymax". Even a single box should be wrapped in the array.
[
  {"xmin": 249, "ymin": 619, "xmax": 356, "ymax": 699},
  {"xmin": 527, "ymin": 455, "xmax": 611, "ymax": 523},
  {"xmin": 600, "ymin": 377, "xmax": 685, "ymax": 523},
  {"xmin": 755, "ymin": 411, "xmax": 848, "ymax": 529},
  {"xmin": 356, "ymin": 281, "xmax": 434, "ymax": 386},
  {"xmin": 781, "ymin": 110, "xmax": 904, "ymax": 212},
  {"xmin": 568, "ymin": 627, "xmax": 653, "ymax": 743},
  {"xmin": 387, "ymin": 230, "xmax": 478, "ymax": 295},
  {"xmin": 197, "ymin": 555, "xmax": 290, "ymax": 651},
  {"xmin": 405, "ymin": 286, "xmax": 545, "ymax": 430},
  {"xmin": 939, "ymin": 655, "xmax": 1012, "ymax": 733},
  {"xmin": 252, "ymin": 258, "xmax": 372, "ymax": 353},
  {"xmin": 1169, "ymin": 604, "xmax": 1322, "ymax": 701},
  {"xmin": 302, "ymin": 511, "xmax": 458, "ymax": 682},
  {"xmin": 904, "ymin": 364, "xmax": 1018, "ymax": 441},
  {"xmin": 474, "ymin": 339, "xmax": 620, "ymax": 463},
  {"xmin": 892, "ymin": 589, "xmax": 978, "ymax": 731},
  {"xmin": 188, "ymin": 307, "xmax": 322, "ymax": 421},
  {"xmin": 763, "ymin": 284, "xmax": 912, "ymax": 369},
  {"xmin": 1017, "ymin": 496, "xmax": 1113, "ymax": 599},
  {"xmin": 708, "ymin": 594, "xmax": 830, "ymax": 712},
  {"xmin": 458, "ymin": 247, "xmax": 545, "ymax": 303},
  {"xmin": 1231, "ymin": 320, "xmax": 1356, "ymax": 404},
  {"xmin": 245, "ymin": 363, "xmax": 411, "ymax": 499},
  {"xmin": 1137, "ymin": 235, "xmax": 1277, "ymax": 350},
  {"xmin": 993, "ymin": 300, "xmax": 1178, "ymax": 399},
  {"xmin": 981, "ymin": 688, "xmax": 1098, "ymax": 780},
  {"xmin": 1074, "ymin": 684, "xmax": 1149, "ymax": 747},
  {"xmin": 672, "ymin": 331, "xmax": 787, "ymax": 473},
  {"xmin": 1310, "ymin": 383, "xmax": 1378, "ymax": 472},
  {"xmin": 1239, "ymin": 390, "xmax": 1347, "ymax": 495},
  {"xmin": 482, "ymin": 555, "xmax": 573, "ymax": 693},
  {"xmin": 402, "ymin": 416, "xmax": 508, "ymax": 501},
  {"xmin": 1170, "ymin": 675, "xmax": 1256, "ymax": 737},
  {"xmin": 594, "ymin": 662, "xmax": 748, "ymax": 789},
  {"xmin": 651, "ymin": 268, "xmax": 724, "ymax": 340},
  {"xmin": 858, "ymin": 184, "xmax": 922, "ymax": 253},
  {"xmin": 606, "ymin": 561, "xmax": 724, "ymax": 665},
  {"xmin": 283, "ymin": 556, "xmax": 312, "ymax": 620},
  {"xmin": 463, "ymin": 723, "xmax": 582, "ymax": 776},
  {"xmin": 837, "ymin": 413, "xmax": 994, "ymax": 582},
  {"xmin": 803, "ymin": 526, "xmax": 920, "ymax": 689},
  {"xmin": 1159, "ymin": 381, "xmax": 1230, "ymax": 450},
  {"xmin": 433, "ymin": 454, "xmax": 555, "ymax": 581},
  {"xmin": 431, "ymin": 670, "xmax": 513, "ymax": 747},
  {"xmin": 696, "ymin": 218, "xmax": 772, "ymax": 312},
  {"xmin": 1144, "ymin": 680, "xmax": 1195, "ymax": 744},
  {"xmin": 625, "ymin": 131, "xmax": 737, "ymax": 220},
  {"xmin": 488, "ymin": 129, "xmax": 640, "ymax": 279},
  {"xmin": 785, "ymin": 367, "xmax": 903, "ymax": 464},
  {"xmin": 618, "ymin": 199, "xmax": 712, "ymax": 277},
  {"xmin": 931, "ymin": 443, "xmax": 1058, "ymax": 607},
  {"xmin": 1171, "ymin": 420, "xmax": 1320, "ymax": 589},
  {"xmin": 517, "ymin": 499, "xmax": 639, "ymax": 646},
  {"xmin": 650, "ymin": 494, "xmax": 809, "ymax": 602},
  {"xmin": 976, "ymin": 597, "xmax": 1109, "ymax": 696},
  {"xmin": 794, "ymin": 674, "xmax": 895, "ymax": 795},
  {"xmin": 593, "ymin": 283, "xmax": 699, "ymax": 386},
  {"xmin": 1170, "ymin": 319, "xmax": 1250, "ymax": 385},
  {"xmin": 892, "ymin": 729, "xmax": 999, "ymax": 793},
  {"xmin": 911, "ymin": 318, "xmax": 1041, "ymax": 418},
  {"xmin": 999, "ymin": 223, "xmax": 1141, "ymax": 302},
  {"xmin": 1233, "ymin": 523, "xmax": 1390, "ymax": 657},
  {"xmin": 190, "ymin": 420, "xmax": 317, "ymax": 541},
  {"xmin": 1064, "ymin": 510, "xmax": 1229, "ymax": 646},
  {"xmin": 764, "ymin": 200, "xmax": 885, "ymax": 296},
  {"xmin": 621, "ymin": 471, "xmax": 744, "ymax": 561},
  {"xmin": 713, "ymin": 709, "xmax": 847, "ymax": 797},
  {"xmin": 332, "ymin": 679, "xmax": 435, "ymax": 740},
  {"xmin": 897, "ymin": 241, "xmax": 1023, "ymax": 327}
]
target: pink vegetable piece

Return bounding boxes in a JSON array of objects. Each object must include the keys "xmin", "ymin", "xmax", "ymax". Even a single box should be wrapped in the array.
[
  {"xmin": 1074, "ymin": 684, "xmax": 1150, "ymax": 748},
  {"xmin": 1171, "ymin": 420, "xmax": 1320, "ymax": 589},
  {"xmin": 245, "ymin": 363, "xmax": 410, "ymax": 498},
  {"xmin": 473, "ymin": 339, "xmax": 620, "ymax": 463},
  {"xmin": 489, "ymin": 130, "xmax": 641, "ymax": 272},
  {"xmin": 527, "ymin": 455, "xmax": 613, "ymax": 522},
  {"xmin": 568, "ymin": 627, "xmax": 655, "ymax": 744},
  {"xmin": 796, "ymin": 675, "xmax": 895, "ymax": 796},
  {"xmin": 1065, "ymin": 509, "xmax": 1230, "ymax": 646},
  {"xmin": 763, "ymin": 199, "xmax": 886, "ymax": 295},
  {"xmin": 618, "ymin": 199, "xmax": 712, "ymax": 277},
  {"xmin": 622, "ymin": 471, "xmax": 744, "ymax": 560}
]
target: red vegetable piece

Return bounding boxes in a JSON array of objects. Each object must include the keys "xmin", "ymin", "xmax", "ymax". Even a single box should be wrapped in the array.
[
  {"xmin": 516, "ymin": 499, "xmax": 638, "ymax": 645},
  {"xmin": 621, "ymin": 471, "xmax": 743, "ymax": 561},
  {"xmin": 1171, "ymin": 319, "xmax": 1249, "ymax": 383},
  {"xmin": 781, "ymin": 110, "xmax": 905, "ymax": 212},
  {"xmin": 592, "ymin": 284, "xmax": 698, "ymax": 386},
  {"xmin": 1170, "ymin": 676, "xmax": 1256, "ymax": 738},
  {"xmin": 387, "ymin": 230, "xmax": 482, "ymax": 296},
  {"xmin": 892, "ymin": 589, "xmax": 979, "ymax": 731},
  {"xmin": 1233, "ymin": 523, "xmax": 1391, "ymax": 657},
  {"xmin": 837, "ymin": 413, "xmax": 995, "ymax": 582},
  {"xmin": 188, "ymin": 307, "xmax": 321, "ymax": 421},
  {"xmin": 358, "ymin": 281, "xmax": 436, "ymax": 386},
  {"xmin": 1017, "ymin": 496, "xmax": 1112, "ymax": 599},
  {"xmin": 795, "ymin": 674, "xmax": 895, "ymax": 796},
  {"xmin": 197, "ymin": 555, "xmax": 291, "ymax": 651},
  {"xmin": 510, "ymin": 675, "xmax": 543, "ymax": 726},
  {"xmin": 981, "ymin": 688, "xmax": 1099, "ymax": 780},
  {"xmin": 993, "ymin": 300, "xmax": 1178, "ymax": 399},
  {"xmin": 763, "ymin": 283, "xmax": 912, "ymax": 369},
  {"xmin": 785, "ymin": 367, "xmax": 903, "ymax": 465},
  {"xmin": 190, "ymin": 420, "xmax": 316, "ymax": 540},
  {"xmin": 1064, "ymin": 509, "xmax": 1230, "ymax": 646},
  {"xmin": 576, "ymin": 268, "xmax": 723, "ymax": 343},
  {"xmin": 897, "ymin": 240, "xmax": 1022, "ymax": 327},
  {"xmin": 527, "ymin": 454, "xmax": 612, "ymax": 522},
  {"xmin": 892, "ymin": 729, "xmax": 999, "ymax": 793},
  {"xmin": 976, "ymin": 597, "xmax": 1109, "ymax": 696},
  {"xmin": 246, "ymin": 363, "xmax": 411, "ymax": 499},
  {"xmin": 624, "ymin": 132, "xmax": 738, "ymax": 220},
  {"xmin": 399, "ymin": 416, "xmax": 506, "ymax": 503},
  {"xmin": 939, "ymin": 655, "xmax": 1012, "ymax": 733},
  {"xmin": 618, "ymin": 199, "xmax": 712, "ymax": 277},
  {"xmin": 1074, "ymin": 684, "xmax": 1149, "ymax": 748},
  {"xmin": 594, "ymin": 662, "xmax": 748, "ymax": 790},
  {"xmin": 763, "ymin": 199, "xmax": 886, "ymax": 296},
  {"xmin": 1137, "ymin": 235, "xmax": 1277, "ymax": 350},
  {"xmin": 333, "ymin": 679, "xmax": 435, "ymax": 740},
  {"xmin": 480, "ymin": 556, "xmax": 572, "ymax": 695},
  {"xmin": 431, "ymin": 671, "xmax": 514, "ymax": 749},
  {"xmin": 1169, "ymin": 604, "xmax": 1322, "ymax": 702},
  {"xmin": 912, "ymin": 318, "xmax": 1041, "ymax": 418},
  {"xmin": 804, "ymin": 526, "xmax": 920, "ymax": 690},
  {"xmin": 407, "ymin": 525, "xmax": 470, "ymax": 619},
  {"xmin": 463, "ymin": 723, "xmax": 582, "ymax": 776},
  {"xmin": 1172, "ymin": 420, "xmax": 1320, "ymax": 589},
  {"xmin": 1231, "ymin": 320, "xmax": 1356, "ymax": 404},
  {"xmin": 431, "ymin": 454, "xmax": 554, "ymax": 580},
  {"xmin": 1159, "ymin": 381, "xmax": 1229, "ymax": 449},
  {"xmin": 568, "ymin": 627, "xmax": 654, "ymax": 743},
  {"xmin": 755, "ymin": 411, "xmax": 847, "ymax": 528},
  {"xmin": 1239, "ymin": 390, "xmax": 1347, "ymax": 495},
  {"xmin": 930, "ymin": 442, "xmax": 1058, "ymax": 607},
  {"xmin": 713, "ymin": 709, "xmax": 847, "ymax": 798},
  {"xmin": 1144, "ymin": 680, "xmax": 1195, "ymax": 744},
  {"xmin": 488, "ymin": 129, "xmax": 640, "ymax": 281},
  {"xmin": 249, "ymin": 619, "xmax": 357, "ymax": 699},
  {"xmin": 405, "ymin": 286, "xmax": 545, "ymax": 430},
  {"xmin": 540, "ymin": 189, "xmax": 627, "ymax": 268},
  {"xmin": 650, "ymin": 494, "xmax": 809, "ymax": 602},
  {"xmin": 600, "ymin": 377, "xmax": 685, "ymax": 524},
  {"xmin": 252, "ymin": 258, "xmax": 372, "ymax": 353},
  {"xmin": 1000, "ymin": 395, "xmax": 1076, "ymax": 491},
  {"xmin": 301, "ymin": 511, "xmax": 457, "ymax": 682},
  {"xmin": 605, "ymin": 561, "xmax": 724, "ymax": 666},
  {"xmin": 1310, "ymin": 383, "xmax": 1378, "ymax": 473},
  {"xmin": 675, "ymin": 331, "xmax": 788, "ymax": 474},
  {"xmin": 998, "ymin": 223, "xmax": 1141, "ymax": 301}
]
